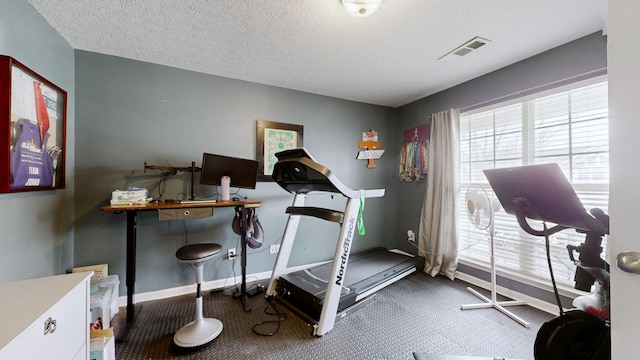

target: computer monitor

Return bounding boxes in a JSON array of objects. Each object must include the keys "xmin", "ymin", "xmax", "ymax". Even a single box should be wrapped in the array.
[
  {"xmin": 200, "ymin": 153, "xmax": 259, "ymax": 189},
  {"xmin": 483, "ymin": 163, "xmax": 599, "ymax": 232}
]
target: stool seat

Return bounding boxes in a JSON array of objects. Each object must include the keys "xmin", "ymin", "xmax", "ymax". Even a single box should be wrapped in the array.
[{"xmin": 176, "ymin": 243, "xmax": 223, "ymax": 262}]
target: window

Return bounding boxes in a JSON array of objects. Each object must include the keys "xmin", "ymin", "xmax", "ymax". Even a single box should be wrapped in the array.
[{"xmin": 458, "ymin": 77, "xmax": 608, "ymax": 292}]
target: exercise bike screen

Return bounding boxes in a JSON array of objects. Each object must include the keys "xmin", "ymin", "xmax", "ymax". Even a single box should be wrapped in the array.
[{"xmin": 484, "ymin": 163, "xmax": 599, "ymax": 232}]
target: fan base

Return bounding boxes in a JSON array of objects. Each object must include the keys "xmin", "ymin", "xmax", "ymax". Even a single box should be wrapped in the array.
[{"xmin": 461, "ymin": 287, "xmax": 530, "ymax": 328}]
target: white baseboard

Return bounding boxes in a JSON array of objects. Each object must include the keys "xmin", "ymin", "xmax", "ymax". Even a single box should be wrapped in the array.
[
  {"xmin": 119, "ymin": 262, "xmax": 563, "ymax": 317},
  {"xmin": 117, "ymin": 261, "xmax": 329, "ymax": 307},
  {"xmin": 117, "ymin": 271, "xmax": 271, "ymax": 307}
]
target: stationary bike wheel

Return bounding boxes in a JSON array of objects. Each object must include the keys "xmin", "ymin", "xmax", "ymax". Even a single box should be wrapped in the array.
[{"xmin": 534, "ymin": 310, "xmax": 610, "ymax": 360}]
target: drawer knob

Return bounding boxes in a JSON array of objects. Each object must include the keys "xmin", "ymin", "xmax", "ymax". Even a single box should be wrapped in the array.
[
  {"xmin": 44, "ymin": 317, "xmax": 57, "ymax": 335},
  {"xmin": 184, "ymin": 210, "xmax": 190, "ymax": 216}
]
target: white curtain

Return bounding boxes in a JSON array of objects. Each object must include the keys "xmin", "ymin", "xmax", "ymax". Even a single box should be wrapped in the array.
[{"xmin": 418, "ymin": 108, "xmax": 460, "ymax": 280}]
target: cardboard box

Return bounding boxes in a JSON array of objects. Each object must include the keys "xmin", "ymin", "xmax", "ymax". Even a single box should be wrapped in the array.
[
  {"xmin": 90, "ymin": 328, "xmax": 115, "ymax": 360},
  {"xmin": 110, "ymin": 188, "xmax": 149, "ymax": 205},
  {"xmin": 73, "ymin": 264, "xmax": 108, "ymax": 280}
]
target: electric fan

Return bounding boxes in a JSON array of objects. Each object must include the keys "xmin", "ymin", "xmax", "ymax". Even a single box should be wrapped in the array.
[{"xmin": 460, "ymin": 184, "xmax": 530, "ymax": 327}]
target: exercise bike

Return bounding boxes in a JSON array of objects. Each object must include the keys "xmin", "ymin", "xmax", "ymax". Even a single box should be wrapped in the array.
[
  {"xmin": 533, "ymin": 208, "xmax": 610, "ymax": 360},
  {"xmin": 483, "ymin": 164, "xmax": 611, "ymax": 360}
]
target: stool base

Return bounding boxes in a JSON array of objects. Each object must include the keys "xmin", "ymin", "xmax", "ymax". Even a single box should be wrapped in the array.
[{"xmin": 173, "ymin": 318, "xmax": 223, "ymax": 348}]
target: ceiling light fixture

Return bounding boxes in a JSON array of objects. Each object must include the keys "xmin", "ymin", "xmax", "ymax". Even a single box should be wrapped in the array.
[{"xmin": 341, "ymin": 0, "xmax": 382, "ymax": 17}]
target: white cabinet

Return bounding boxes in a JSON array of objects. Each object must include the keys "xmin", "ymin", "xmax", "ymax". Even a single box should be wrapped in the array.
[{"xmin": 0, "ymin": 272, "xmax": 92, "ymax": 360}]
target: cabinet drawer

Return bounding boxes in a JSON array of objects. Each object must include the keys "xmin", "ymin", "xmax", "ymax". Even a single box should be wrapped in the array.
[
  {"xmin": 158, "ymin": 207, "xmax": 214, "ymax": 220},
  {"xmin": 1, "ymin": 278, "xmax": 88, "ymax": 359}
]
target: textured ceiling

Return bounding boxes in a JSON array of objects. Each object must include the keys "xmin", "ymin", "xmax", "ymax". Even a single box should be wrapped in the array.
[{"xmin": 26, "ymin": 0, "xmax": 606, "ymax": 108}]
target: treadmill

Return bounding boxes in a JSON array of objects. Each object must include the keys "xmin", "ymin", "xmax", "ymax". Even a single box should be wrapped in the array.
[{"xmin": 265, "ymin": 148, "xmax": 417, "ymax": 336}]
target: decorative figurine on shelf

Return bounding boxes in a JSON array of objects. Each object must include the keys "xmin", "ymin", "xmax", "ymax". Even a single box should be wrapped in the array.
[
  {"xmin": 399, "ymin": 125, "xmax": 429, "ymax": 182},
  {"xmin": 357, "ymin": 129, "xmax": 385, "ymax": 168}
]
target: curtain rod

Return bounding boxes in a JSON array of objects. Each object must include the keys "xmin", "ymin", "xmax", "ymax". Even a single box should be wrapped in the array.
[{"xmin": 460, "ymin": 67, "xmax": 607, "ymax": 113}]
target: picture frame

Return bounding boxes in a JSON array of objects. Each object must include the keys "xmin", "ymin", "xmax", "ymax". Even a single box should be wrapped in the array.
[
  {"xmin": 398, "ymin": 124, "xmax": 430, "ymax": 182},
  {"xmin": 256, "ymin": 120, "xmax": 303, "ymax": 182},
  {"xmin": 0, "ymin": 56, "xmax": 67, "ymax": 193}
]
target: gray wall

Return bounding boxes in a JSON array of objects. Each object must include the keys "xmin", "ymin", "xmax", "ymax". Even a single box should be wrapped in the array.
[
  {"xmin": 0, "ymin": 0, "xmax": 76, "ymax": 282},
  {"xmin": 0, "ymin": 2, "xmax": 607, "ymax": 304},
  {"xmin": 394, "ymin": 32, "xmax": 607, "ymax": 303},
  {"xmin": 73, "ymin": 51, "xmax": 397, "ymax": 294},
  {"xmin": 394, "ymin": 32, "xmax": 607, "ymax": 254}
]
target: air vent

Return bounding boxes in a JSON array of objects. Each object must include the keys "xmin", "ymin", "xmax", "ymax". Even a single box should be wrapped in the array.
[{"xmin": 438, "ymin": 36, "xmax": 491, "ymax": 62}]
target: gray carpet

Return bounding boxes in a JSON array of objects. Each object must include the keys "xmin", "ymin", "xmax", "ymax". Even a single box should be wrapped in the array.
[{"xmin": 115, "ymin": 272, "xmax": 554, "ymax": 359}]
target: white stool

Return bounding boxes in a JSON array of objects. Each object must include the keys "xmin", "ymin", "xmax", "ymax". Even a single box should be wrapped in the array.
[{"xmin": 173, "ymin": 243, "xmax": 223, "ymax": 348}]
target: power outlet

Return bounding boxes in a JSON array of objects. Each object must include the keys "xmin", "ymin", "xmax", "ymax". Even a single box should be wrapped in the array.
[
  {"xmin": 227, "ymin": 248, "xmax": 236, "ymax": 260},
  {"xmin": 407, "ymin": 230, "xmax": 416, "ymax": 243},
  {"xmin": 269, "ymin": 244, "xmax": 280, "ymax": 254}
]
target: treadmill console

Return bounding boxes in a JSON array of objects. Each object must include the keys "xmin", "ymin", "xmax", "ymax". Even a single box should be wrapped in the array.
[{"xmin": 272, "ymin": 148, "xmax": 347, "ymax": 195}]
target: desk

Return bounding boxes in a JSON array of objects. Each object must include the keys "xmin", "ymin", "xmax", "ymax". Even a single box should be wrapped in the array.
[{"xmin": 101, "ymin": 200, "xmax": 261, "ymax": 335}]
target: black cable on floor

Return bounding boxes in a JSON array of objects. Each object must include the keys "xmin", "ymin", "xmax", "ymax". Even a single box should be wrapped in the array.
[
  {"xmin": 252, "ymin": 298, "xmax": 288, "ymax": 336},
  {"xmin": 544, "ymin": 223, "xmax": 564, "ymax": 316}
]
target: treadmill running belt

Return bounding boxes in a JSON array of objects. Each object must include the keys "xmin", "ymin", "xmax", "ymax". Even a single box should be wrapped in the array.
[{"xmin": 275, "ymin": 247, "xmax": 417, "ymax": 320}]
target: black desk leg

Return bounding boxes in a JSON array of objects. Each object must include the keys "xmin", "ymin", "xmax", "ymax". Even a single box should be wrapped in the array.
[
  {"xmin": 116, "ymin": 210, "xmax": 138, "ymax": 343},
  {"xmin": 238, "ymin": 205, "xmax": 251, "ymax": 312},
  {"xmin": 126, "ymin": 210, "xmax": 137, "ymax": 321}
]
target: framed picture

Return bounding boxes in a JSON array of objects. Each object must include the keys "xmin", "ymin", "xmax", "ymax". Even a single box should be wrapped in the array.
[
  {"xmin": 0, "ymin": 56, "xmax": 67, "ymax": 193},
  {"xmin": 256, "ymin": 120, "xmax": 303, "ymax": 182},
  {"xmin": 399, "ymin": 124, "xmax": 430, "ymax": 182}
]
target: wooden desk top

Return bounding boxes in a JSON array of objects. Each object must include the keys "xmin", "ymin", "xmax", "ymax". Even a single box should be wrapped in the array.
[{"xmin": 101, "ymin": 199, "xmax": 261, "ymax": 212}]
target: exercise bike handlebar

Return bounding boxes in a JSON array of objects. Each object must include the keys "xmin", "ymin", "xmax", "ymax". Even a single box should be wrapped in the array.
[{"xmin": 513, "ymin": 197, "xmax": 569, "ymax": 236}]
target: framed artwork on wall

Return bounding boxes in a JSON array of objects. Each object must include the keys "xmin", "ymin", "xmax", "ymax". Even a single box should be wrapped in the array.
[
  {"xmin": 256, "ymin": 120, "xmax": 303, "ymax": 182},
  {"xmin": 0, "ymin": 55, "xmax": 67, "ymax": 193},
  {"xmin": 399, "ymin": 124, "xmax": 430, "ymax": 182}
]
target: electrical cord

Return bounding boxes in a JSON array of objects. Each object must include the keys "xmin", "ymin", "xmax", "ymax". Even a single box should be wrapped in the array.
[
  {"xmin": 221, "ymin": 235, "xmax": 241, "ymax": 296},
  {"xmin": 544, "ymin": 223, "xmax": 565, "ymax": 316},
  {"xmin": 182, "ymin": 220, "xmax": 189, "ymax": 245},
  {"xmin": 222, "ymin": 234, "xmax": 264, "ymax": 295},
  {"xmin": 221, "ymin": 262, "xmax": 240, "ymax": 296},
  {"xmin": 406, "ymin": 232, "xmax": 487, "ymax": 257},
  {"xmin": 252, "ymin": 297, "xmax": 288, "ymax": 336},
  {"xmin": 154, "ymin": 169, "xmax": 177, "ymax": 200}
]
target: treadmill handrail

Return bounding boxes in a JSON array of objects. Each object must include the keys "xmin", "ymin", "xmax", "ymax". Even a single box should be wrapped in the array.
[{"xmin": 274, "ymin": 156, "xmax": 385, "ymax": 199}]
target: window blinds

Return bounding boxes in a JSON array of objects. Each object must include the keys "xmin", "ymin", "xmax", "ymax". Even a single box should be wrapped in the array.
[{"xmin": 458, "ymin": 78, "xmax": 609, "ymax": 291}]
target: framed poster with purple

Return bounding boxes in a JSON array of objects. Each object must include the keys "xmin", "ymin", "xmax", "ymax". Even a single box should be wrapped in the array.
[{"xmin": 0, "ymin": 56, "xmax": 67, "ymax": 193}]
